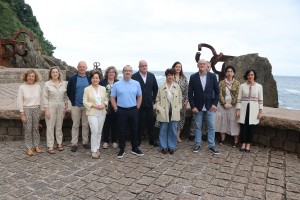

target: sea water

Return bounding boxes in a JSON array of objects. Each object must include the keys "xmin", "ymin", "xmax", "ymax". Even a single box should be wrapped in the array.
[{"xmin": 119, "ymin": 71, "xmax": 300, "ymax": 110}]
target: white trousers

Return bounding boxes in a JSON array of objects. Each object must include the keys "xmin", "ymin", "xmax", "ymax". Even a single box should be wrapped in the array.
[{"xmin": 88, "ymin": 112, "xmax": 106, "ymax": 153}]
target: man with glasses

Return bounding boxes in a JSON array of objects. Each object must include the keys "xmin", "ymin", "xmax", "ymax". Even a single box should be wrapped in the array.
[
  {"xmin": 110, "ymin": 65, "xmax": 143, "ymax": 158},
  {"xmin": 188, "ymin": 59, "xmax": 220, "ymax": 155}
]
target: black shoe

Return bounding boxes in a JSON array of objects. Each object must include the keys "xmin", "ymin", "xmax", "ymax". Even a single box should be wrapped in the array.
[
  {"xmin": 83, "ymin": 144, "xmax": 91, "ymax": 149},
  {"xmin": 210, "ymin": 147, "xmax": 220, "ymax": 155},
  {"xmin": 162, "ymin": 148, "xmax": 168, "ymax": 154},
  {"xmin": 232, "ymin": 143, "xmax": 239, "ymax": 148},
  {"xmin": 240, "ymin": 148, "xmax": 245, "ymax": 152},
  {"xmin": 149, "ymin": 141, "xmax": 159, "ymax": 147},
  {"xmin": 117, "ymin": 149, "xmax": 125, "ymax": 158},
  {"xmin": 189, "ymin": 134, "xmax": 195, "ymax": 141},
  {"xmin": 168, "ymin": 149, "xmax": 175, "ymax": 154},
  {"xmin": 219, "ymin": 140, "xmax": 224, "ymax": 146},
  {"xmin": 193, "ymin": 145, "xmax": 200, "ymax": 153},
  {"xmin": 245, "ymin": 149, "xmax": 251, "ymax": 153},
  {"xmin": 71, "ymin": 145, "xmax": 77, "ymax": 152},
  {"xmin": 131, "ymin": 148, "xmax": 144, "ymax": 156}
]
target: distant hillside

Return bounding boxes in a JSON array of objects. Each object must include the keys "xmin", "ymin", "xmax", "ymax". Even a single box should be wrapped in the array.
[{"xmin": 0, "ymin": 0, "xmax": 55, "ymax": 56}]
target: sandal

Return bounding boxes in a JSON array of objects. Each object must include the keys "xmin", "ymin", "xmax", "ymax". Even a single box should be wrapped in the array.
[
  {"xmin": 57, "ymin": 145, "xmax": 64, "ymax": 151},
  {"xmin": 48, "ymin": 148, "xmax": 55, "ymax": 154}
]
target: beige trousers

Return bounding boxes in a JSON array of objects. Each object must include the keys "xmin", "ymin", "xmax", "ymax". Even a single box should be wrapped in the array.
[
  {"xmin": 45, "ymin": 102, "xmax": 65, "ymax": 147},
  {"xmin": 71, "ymin": 106, "xmax": 89, "ymax": 145}
]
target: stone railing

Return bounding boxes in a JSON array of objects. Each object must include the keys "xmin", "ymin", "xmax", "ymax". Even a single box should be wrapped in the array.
[{"xmin": 0, "ymin": 105, "xmax": 299, "ymax": 154}]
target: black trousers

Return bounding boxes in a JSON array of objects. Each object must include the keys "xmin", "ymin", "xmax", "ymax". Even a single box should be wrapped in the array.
[
  {"xmin": 102, "ymin": 111, "xmax": 118, "ymax": 143},
  {"xmin": 138, "ymin": 106, "xmax": 155, "ymax": 145},
  {"xmin": 117, "ymin": 107, "xmax": 139, "ymax": 150},
  {"xmin": 240, "ymin": 104, "xmax": 255, "ymax": 143}
]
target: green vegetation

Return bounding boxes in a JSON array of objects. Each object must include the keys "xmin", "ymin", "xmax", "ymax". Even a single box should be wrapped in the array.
[{"xmin": 0, "ymin": 0, "xmax": 55, "ymax": 56}]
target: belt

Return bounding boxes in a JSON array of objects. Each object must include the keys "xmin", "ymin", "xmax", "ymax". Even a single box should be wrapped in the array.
[{"xmin": 118, "ymin": 106, "xmax": 137, "ymax": 110}]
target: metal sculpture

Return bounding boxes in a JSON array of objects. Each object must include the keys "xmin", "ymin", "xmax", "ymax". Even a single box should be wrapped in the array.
[
  {"xmin": 195, "ymin": 43, "xmax": 234, "ymax": 80},
  {"xmin": 0, "ymin": 30, "xmax": 34, "ymax": 66},
  {"xmin": 92, "ymin": 61, "xmax": 103, "ymax": 80}
]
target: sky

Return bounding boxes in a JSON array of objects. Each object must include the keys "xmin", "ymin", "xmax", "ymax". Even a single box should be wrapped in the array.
[{"xmin": 25, "ymin": 0, "xmax": 300, "ymax": 76}]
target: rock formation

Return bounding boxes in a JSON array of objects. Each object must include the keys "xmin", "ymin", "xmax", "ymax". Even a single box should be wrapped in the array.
[
  {"xmin": 6, "ymin": 36, "xmax": 77, "ymax": 80},
  {"xmin": 225, "ymin": 54, "xmax": 278, "ymax": 108}
]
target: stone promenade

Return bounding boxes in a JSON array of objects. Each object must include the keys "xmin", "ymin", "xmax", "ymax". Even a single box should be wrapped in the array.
[{"xmin": 0, "ymin": 140, "xmax": 299, "ymax": 200}]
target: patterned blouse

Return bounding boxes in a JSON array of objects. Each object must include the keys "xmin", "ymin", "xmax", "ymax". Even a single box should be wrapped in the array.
[{"xmin": 174, "ymin": 76, "xmax": 188, "ymax": 105}]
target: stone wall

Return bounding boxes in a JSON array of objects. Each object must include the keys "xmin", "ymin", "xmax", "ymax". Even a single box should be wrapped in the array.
[
  {"xmin": 0, "ymin": 68, "xmax": 66, "ymax": 84},
  {"xmin": 0, "ymin": 107, "xmax": 299, "ymax": 154}
]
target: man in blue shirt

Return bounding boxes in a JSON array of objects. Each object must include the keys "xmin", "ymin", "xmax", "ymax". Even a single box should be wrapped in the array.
[
  {"xmin": 67, "ymin": 61, "xmax": 91, "ymax": 152},
  {"xmin": 111, "ymin": 65, "xmax": 143, "ymax": 158}
]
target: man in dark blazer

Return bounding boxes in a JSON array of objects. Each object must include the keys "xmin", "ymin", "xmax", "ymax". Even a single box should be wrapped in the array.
[
  {"xmin": 188, "ymin": 59, "xmax": 220, "ymax": 155},
  {"xmin": 132, "ymin": 60, "xmax": 158, "ymax": 147}
]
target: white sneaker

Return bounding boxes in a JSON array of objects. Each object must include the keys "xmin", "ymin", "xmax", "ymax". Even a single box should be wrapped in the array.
[
  {"xmin": 112, "ymin": 142, "xmax": 118, "ymax": 149},
  {"xmin": 103, "ymin": 142, "xmax": 108, "ymax": 149}
]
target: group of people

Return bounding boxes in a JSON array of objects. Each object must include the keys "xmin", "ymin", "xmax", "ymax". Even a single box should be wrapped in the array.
[{"xmin": 17, "ymin": 58, "xmax": 263, "ymax": 158}]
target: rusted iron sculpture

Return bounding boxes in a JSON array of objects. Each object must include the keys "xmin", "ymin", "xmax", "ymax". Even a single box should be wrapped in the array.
[
  {"xmin": 0, "ymin": 30, "xmax": 34, "ymax": 66},
  {"xmin": 93, "ymin": 61, "xmax": 103, "ymax": 80},
  {"xmin": 195, "ymin": 43, "xmax": 234, "ymax": 80}
]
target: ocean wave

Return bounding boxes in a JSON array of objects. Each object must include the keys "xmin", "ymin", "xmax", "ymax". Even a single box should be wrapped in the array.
[{"xmin": 284, "ymin": 89, "xmax": 300, "ymax": 94}]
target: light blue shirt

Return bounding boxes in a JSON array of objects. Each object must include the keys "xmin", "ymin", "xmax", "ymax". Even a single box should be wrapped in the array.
[
  {"xmin": 75, "ymin": 75, "xmax": 89, "ymax": 107},
  {"xmin": 111, "ymin": 79, "xmax": 142, "ymax": 108},
  {"xmin": 199, "ymin": 72, "xmax": 207, "ymax": 111}
]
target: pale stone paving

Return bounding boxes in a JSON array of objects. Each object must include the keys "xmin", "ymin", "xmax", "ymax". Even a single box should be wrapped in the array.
[{"xmin": 0, "ymin": 140, "xmax": 300, "ymax": 199}]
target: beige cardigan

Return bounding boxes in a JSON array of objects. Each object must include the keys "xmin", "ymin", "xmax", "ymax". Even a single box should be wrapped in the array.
[
  {"xmin": 155, "ymin": 82, "xmax": 182, "ymax": 122},
  {"xmin": 83, "ymin": 85, "xmax": 108, "ymax": 116},
  {"xmin": 236, "ymin": 82, "xmax": 263, "ymax": 124}
]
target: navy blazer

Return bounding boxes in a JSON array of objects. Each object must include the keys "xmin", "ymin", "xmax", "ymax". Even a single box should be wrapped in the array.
[
  {"xmin": 132, "ymin": 71, "xmax": 158, "ymax": 108},
  {"xmin": 67, "ymin": 73, "xmax": 91, "ymax": 106},
  {"xmin": 188, "ymin": 72, "xmax": 220, "ymax": 111}
]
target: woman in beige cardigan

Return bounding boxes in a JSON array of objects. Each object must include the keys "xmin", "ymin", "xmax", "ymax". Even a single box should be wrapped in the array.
[
  {"xmin": 236, "ymin": 69, "xmax": 263, "ymax": 152},
  {"xmin": 155, "ymin": 68, "xmax": 182, "ymax": 154},
  {"xmin": 83, "ymin": 70, "xmax": 107, "ymax": 159}
]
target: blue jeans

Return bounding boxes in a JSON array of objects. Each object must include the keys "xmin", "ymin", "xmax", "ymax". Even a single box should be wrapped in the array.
[
  {"xmin": 194, "ymin": 111, "xmax": 215, "ymax": 148},
  {"xmin": 159, "ymin": 121, "xmax": 178, "ymax": 150}
]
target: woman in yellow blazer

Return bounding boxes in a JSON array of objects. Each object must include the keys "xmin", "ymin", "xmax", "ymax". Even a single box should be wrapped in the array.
[
  {"xmin": 83, "ymin": 70, "xmax": 107, "ymax": 159},
  {"xmin": 155, "ymin": 68, "xmax": 182, "ymax": 154}
]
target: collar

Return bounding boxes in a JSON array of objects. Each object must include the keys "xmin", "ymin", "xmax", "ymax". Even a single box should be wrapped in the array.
[
  {"xmin": 139, "ymin": 71, "xmax": 147, "ymax": 77},
  {"xmin": 199, "ymin": 71, "xmax": 207, "ymax": 76}
]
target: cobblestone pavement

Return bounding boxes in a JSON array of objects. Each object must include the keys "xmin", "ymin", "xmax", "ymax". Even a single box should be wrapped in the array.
[{"xmin": 0, "ymin": 140, "xmax": 300, "ymax": 200}]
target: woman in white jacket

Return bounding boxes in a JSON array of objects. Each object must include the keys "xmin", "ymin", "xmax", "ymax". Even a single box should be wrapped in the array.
[
  {"xmin": 236, "ymin": 69, "xmax": 263, "ymax": 152},
  {"xmin": 83, "ymin": 70, "xmax": 107, "ymax": 159}
]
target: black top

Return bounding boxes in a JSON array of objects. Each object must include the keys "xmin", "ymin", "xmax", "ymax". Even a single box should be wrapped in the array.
[{"xmin": 132, "ymin": 71, "xmax": 158, "ymax": 108}]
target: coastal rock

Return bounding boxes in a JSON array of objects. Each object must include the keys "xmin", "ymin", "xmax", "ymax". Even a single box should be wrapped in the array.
[
  {"xmin": 7, "ymin": 37, "xmax": 78, "ymax": 80},
  {"xmin": 225, "ymin": 54, "xmax": 278, "ymax": 107}
]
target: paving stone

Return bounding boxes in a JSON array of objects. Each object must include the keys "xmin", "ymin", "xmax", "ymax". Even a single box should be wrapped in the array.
[
  {"xmin": 286, "ymin": 182, "xmax": 300, "ymax": 193},
  {"xmin": 54, "ymin": 187, "xmax": 74, "ymax": 197},
  {"xmin": 245, "ymin": 189, "xmax": 265, "ymax": 199},
  {"xmin": 206, "ymin": 185, "xmax": 225, "ymax": 196},
  {"xmin": 211, "ymin": 178, "xmax": 229, "ymax": 187},
  {"xmin": 265, "ymin": 192, "xmax": 283, "ymax": 200},
  {"xmin": 136, "ymin": 176, "xmax": 155, "ymax": 186},
  {"xmin": 154, "ymin": 175, "xmax": 174, "ymax": 187},
  {"xmin": 86, "ymin": 181, "xmax": 106, "ymax": 192},
  {"xmin": 233, "ymin": 176, "xmax": 248, "ymax": 184},
  {"xmin": 94, "ymin": 189, "xmax": 114, "ymax": 200},
  {"xmin": 117, "ymin": 177, "xmax": 135, "ymax": 186},
  {"xmin": 128, "ymin": 183, "xmax": 146, "ymax": 194},
  {"xmin": 186, "ymin": 186, "xmax": 205, "ymax": 196},
  {"xmin": 164, "ymin": 169, "xmax": 181, "ymax": 177},
  {"xmin": 267, "ymin": 178, "xmax": 285, "ymax": 187},
  {"xmin": 177, "ymin": 193, "xmax": 200, "ymax": 200},
  {"xmin": 226, "ymin": 188, "xmax": 244, "ymax": 198},
  {"xmin": 114, "ymin": 190, "xmax": 136, "ymax": 200},
  {"xmin": 157, "ymin": 191, "xmax": 178, "ymax": 199},
  {"xmin": 10, "ymin": 187, "xmax": 33, "ymax": 198},
  {"xmin": 145, "ymin": 184, "xmax": 163, "ymax": 194},
  {"xmin": 286, "ymin": 191, "xmax": 300, "ymax": 200},
  {"xmin": 105, "ymin": 182, "xmax": 125, "ymax": 193},
  {"xmin": 165, "ymin": 184, "xmax": 183, "ymax": 195},
  {"xmin": 136, "ymin": 191, "xmax": 155, "ymax": 199}
]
